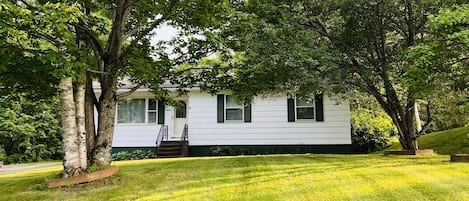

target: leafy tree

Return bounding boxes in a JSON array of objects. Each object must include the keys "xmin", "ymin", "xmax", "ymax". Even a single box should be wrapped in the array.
[
  {"xmin": 0, "ymin": 92, "xmax": 62, "ymax": 164},
  {"xmin": 409, "ymin": 4, "xmax": 469, "ymax": 131},
  {"xmin": 207, "ymin": 0, "xmax": 466, "ymax": 151},
  {"xmin": 1, "ymin": 0, "xmax": 228, "ymax": 176}
]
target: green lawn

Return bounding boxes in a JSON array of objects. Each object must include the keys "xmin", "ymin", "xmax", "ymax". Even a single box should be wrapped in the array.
[
  {"xmin": 387, "ymin": 127, "xmax": 469, "ymax": 154},
  {"xmin": 1, "ymin": 154, "xmax": 468, "ymax": 201}
]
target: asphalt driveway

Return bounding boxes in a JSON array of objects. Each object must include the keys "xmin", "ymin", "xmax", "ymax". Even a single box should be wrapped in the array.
[{"xmin": 0, "ymin": 162, "xmax": 61, "ymax": 174}]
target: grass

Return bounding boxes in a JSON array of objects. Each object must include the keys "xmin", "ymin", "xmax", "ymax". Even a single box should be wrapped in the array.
[
  {"xmin": 1, "ymin": 154, "xmax": 468, "ymax": 201},
  {"xmin": 387, "ymin": 127, "xmax": 469, "ymax": 154}
]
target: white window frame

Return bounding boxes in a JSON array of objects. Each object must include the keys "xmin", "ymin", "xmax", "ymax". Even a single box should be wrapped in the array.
[
  {"xmin": 147, "ymin": 99, "xmax": 157, "ymax": 124},
  {"xmin": 295, "ymin": 96, "xmax": 315, "ymax": 121},
  {"xmin": 116, "ymin": 98, "xmax": 158, "ymax": 125},
  {"xmin": 225, "ymin": 95, "xmax": 244, "ymax": 122}
]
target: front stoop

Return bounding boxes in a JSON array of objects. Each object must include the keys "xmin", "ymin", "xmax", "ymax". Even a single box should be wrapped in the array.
[{"xmin": 157, "ymin": 141, "xmax": 188, "ymax": 158}]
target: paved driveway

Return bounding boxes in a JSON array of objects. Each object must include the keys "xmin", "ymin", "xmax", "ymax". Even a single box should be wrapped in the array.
[{"xmin": 0, "ymin": 162, "xmax": 61, "ymax": 174}]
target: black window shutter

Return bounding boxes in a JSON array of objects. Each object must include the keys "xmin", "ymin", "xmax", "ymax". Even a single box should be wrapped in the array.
[
  {"xmin": 157, "ymin": 99, "xmax": 165, "ymax": 124},
  {"xmin": 287, "ymin": 98, "xmax": 295, "ymax": 122},
  {"xmin": 217, "ymin": 94, "xmax": 224, "ymax": 123},
  {"xmin": 244, "ymin": 102, "xmax": 251, "ymax": 123},
  {"xmin": 315, "ymin": 93, "xmax": 324, "ymax": 122}
]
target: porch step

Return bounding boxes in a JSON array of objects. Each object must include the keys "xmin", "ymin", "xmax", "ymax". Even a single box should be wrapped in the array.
[{"xmin": 157, "ymin": 141, "xmax": 188, "ymax": 158}]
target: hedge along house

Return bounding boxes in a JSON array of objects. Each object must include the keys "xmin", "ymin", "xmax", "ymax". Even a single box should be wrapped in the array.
[{"xmin": 97, "ymin": 83, "xmax": 352, "ymax": 157}]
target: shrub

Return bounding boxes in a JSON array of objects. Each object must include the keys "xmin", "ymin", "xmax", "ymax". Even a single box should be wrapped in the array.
[
  {"xmin": 211, "ymin": 146, "xmax": 235, "ymax": 156},
  {"xmin": 351, "ymin": 128, "xmax": 390, "ymax": 153},
  {"xmin": 211, "ymin": 146, "xmax": 256, "ymax": 156},
  {"xmin": 112, "ymin": 150, "xmax": 154, "ymax": 161}
]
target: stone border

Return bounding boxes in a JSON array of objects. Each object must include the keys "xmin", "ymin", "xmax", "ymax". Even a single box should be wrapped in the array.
[
  {"xmin": 384, "ymin": 150, "xmax": 434, "ymax": 156},
  {"xmin": 450, "ymin": 154, "xmax": 469, "ymax": 162},
  {"xmin": 45, "ymin": 166, "xmax": 119, "ymax": 188}
]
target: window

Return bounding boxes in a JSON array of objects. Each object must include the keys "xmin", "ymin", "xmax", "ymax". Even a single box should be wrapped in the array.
[
  {"xmin": 148, "ymin": 99, "xmax": 157, "ymax": 123},
  {"xmin": 288, "ymin": 94, "xmax": 324, "ymax": 122},
  {"xmin": 296, "ymin": 97, "xmax": 315, "ymax": 120},
  {"xmin": 117, "ymin": 99, "xmax": 157, "ymax": 124},
  {"xmin": 217, "ymin": 94, "xmax": 251, "ymax": 123},
  {"xmin": 175, "ymin": 101, "xmax": 186, "ymax": 118},
  {"xmin": 225, "ymin": 95, "xmax": 243, "ymax": 121}
]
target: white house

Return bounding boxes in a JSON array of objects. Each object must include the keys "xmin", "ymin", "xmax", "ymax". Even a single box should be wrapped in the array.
[{"xmin": 107, "ymin": 86, "xmax": 352, "ymax": 157}]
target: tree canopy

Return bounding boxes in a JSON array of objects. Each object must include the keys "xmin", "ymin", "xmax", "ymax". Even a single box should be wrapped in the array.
[{"xmin": 198, "ymin": 0, "xmax": 469, "ymax": 151}]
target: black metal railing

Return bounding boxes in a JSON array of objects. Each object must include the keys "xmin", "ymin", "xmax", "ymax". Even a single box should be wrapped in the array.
[
  {"xmin": 179, "ymin": 124, "xmax": 188, "ymax": 156},
  {"xmin": 181, "ymin": 124, "xmax": 188, "ymax": 142},
  {"xmin": 156, "ymin": 125, "xmax": 168, "ymax": 147}
]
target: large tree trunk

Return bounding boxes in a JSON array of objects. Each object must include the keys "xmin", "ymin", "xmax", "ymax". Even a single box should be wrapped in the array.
[
  {"xmin": 75, "ymin": 80, "xmax": 87, "ymax": 170},
  {"xmin": 59, "ymin": 77, "xmax": 83, "ymax": 177},
  {"xmin": 92, "ymin": 78, "xmax": 117, "ymax": 166},
  {"xmin": 85, "ymin": 73, "xmax": 96, "ymax": 164},
  {"xmin": 393, "ymin": 102, "xmax": 419, "ymax": 151}
]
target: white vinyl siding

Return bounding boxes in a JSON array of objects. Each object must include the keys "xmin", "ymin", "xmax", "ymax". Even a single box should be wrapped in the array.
[
  {"xmin": 110, "ymin": 90, "xmax": 351, "ymax": 148},
  {"xmin": 188, "ymin": 91, "xmax": 351, "ymax": 146}
]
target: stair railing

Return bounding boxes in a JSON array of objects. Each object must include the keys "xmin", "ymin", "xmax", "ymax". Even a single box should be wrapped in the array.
[
  {"xmin": 156, "ymin": 125, "xmax": 168, "ymax": 147},
  {"xmin": 179, "ymin": 124, "xmax": 188, "ymax": 156}
]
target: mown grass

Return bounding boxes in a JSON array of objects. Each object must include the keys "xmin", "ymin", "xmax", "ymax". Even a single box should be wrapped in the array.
[
  {"xmin": 387, "ymin": 127, "xmax": 469, "ymax": 154},
  {"xmin": 1, "ymin": 154, "xmax": 468, "ymax": 201}
]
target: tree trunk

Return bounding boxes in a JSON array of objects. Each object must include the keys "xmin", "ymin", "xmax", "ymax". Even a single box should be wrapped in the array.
[
  {"xmin": 75, "ymin": 80, "xmax": 87, "ymax": 170},
  {"xmin": 396, "ymin": 103, "xmax": 419, "ymax": 151},
  {"xmin": 85, "ymin": 73, "xmax": 96, "ymax": 164},
  {"xmin": 59, "ymin": 77, "xmax": 83, "ymax": 177},
  {"xmin": 92, "ymin": 86, "xmax": 117, "ymax": 166},
  {"xmin": 414, "ymin": 102, "xmax": 422, "ymax": 132}
]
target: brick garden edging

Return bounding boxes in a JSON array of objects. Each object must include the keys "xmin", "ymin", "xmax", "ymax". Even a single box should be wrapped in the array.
[
  {"xmin": 450, "ymin": 154, "xmax": 469, "ymax": 162},
  {"xmin": 384, "ymin": 150, "xmax": 434, "ymax": 156},
  {"xmin": 45, "ymin": 166, "xmax": 119, "ymax": 188}
]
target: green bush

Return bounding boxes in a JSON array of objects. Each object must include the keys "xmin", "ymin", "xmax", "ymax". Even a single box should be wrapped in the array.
[
  {"xmin": 211, "ymin": 146, "xmax": 235, "ymax": 156},
  {"xmin": 351, "ymin": 128, "xmax": 390, "ymax": 153},
  {"xmin": 0, "ymin": 146, "xmax": 6, "ymax": 162},
  {"xmin": 210, "ymin": 146, "xmax": 256, "ymax": 156},
  {"xmin": 112, "ymin": 150, "xmax": 154, "ymax": 161}
]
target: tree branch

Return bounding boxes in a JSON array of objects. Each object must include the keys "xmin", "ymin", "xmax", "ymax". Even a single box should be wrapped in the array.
[
  {"xmin": 71, "ymin": 21, "xmax": 104, "ymax": 59},
  {"xmin": 18, "ymin": 0, "xmax": 34, "ymax": 9},
  {"xmin": 121, "ymin": 0, "xmax": 179, "ymax": 57},
  {"xmin": 117, "ymin": 82, "xmax": 146, "ymax": 100},
  {"xmin": 87, "ymin": 69, "xmax": 110, "ymax": 75}
]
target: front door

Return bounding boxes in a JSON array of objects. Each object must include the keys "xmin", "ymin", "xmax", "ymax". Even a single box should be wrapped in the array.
[{"xmin": 173, "ymin": 100, "xmax": 187, "ymax": 138}]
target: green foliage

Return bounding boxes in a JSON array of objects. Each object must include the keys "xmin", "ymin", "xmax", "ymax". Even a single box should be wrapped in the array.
[
  {"xmin": 351, "ymin": 128, "xmax": 390, "ymax": 153},
  {"xmin": 0, "ymin": 92, "xmax": 62, "ymax": 164},
  {"xmin": 86, "ymin": 164, "xmax": 111, "ymax": 173},
  {"xmin": 408, "ymin": 4, "xmax": 469, "ymax": 94},
  {"xmin": 210, "ymin": 146, "xmax": 255, "ymax": 156},
  {"xmin": 211, "ymin": 146, "xmax": 235, "ymax": 156},
  {"xmin": 426, "ymin": 90, "xmax": 469, "ymax": 132},
  {"xmin": 351, "ymin": 92, "xmax": 395, "ymax": 152},
  {"xmin": 0, "ymin": 145, "xmax": 6, "ymax": 162},
  {"xmin": 111, "ymin": 150, "xmax": 154, "ymax": 161},
  {"xmin": 0, "ymin": 1, "xmax": 85, "ymax": 79}
]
